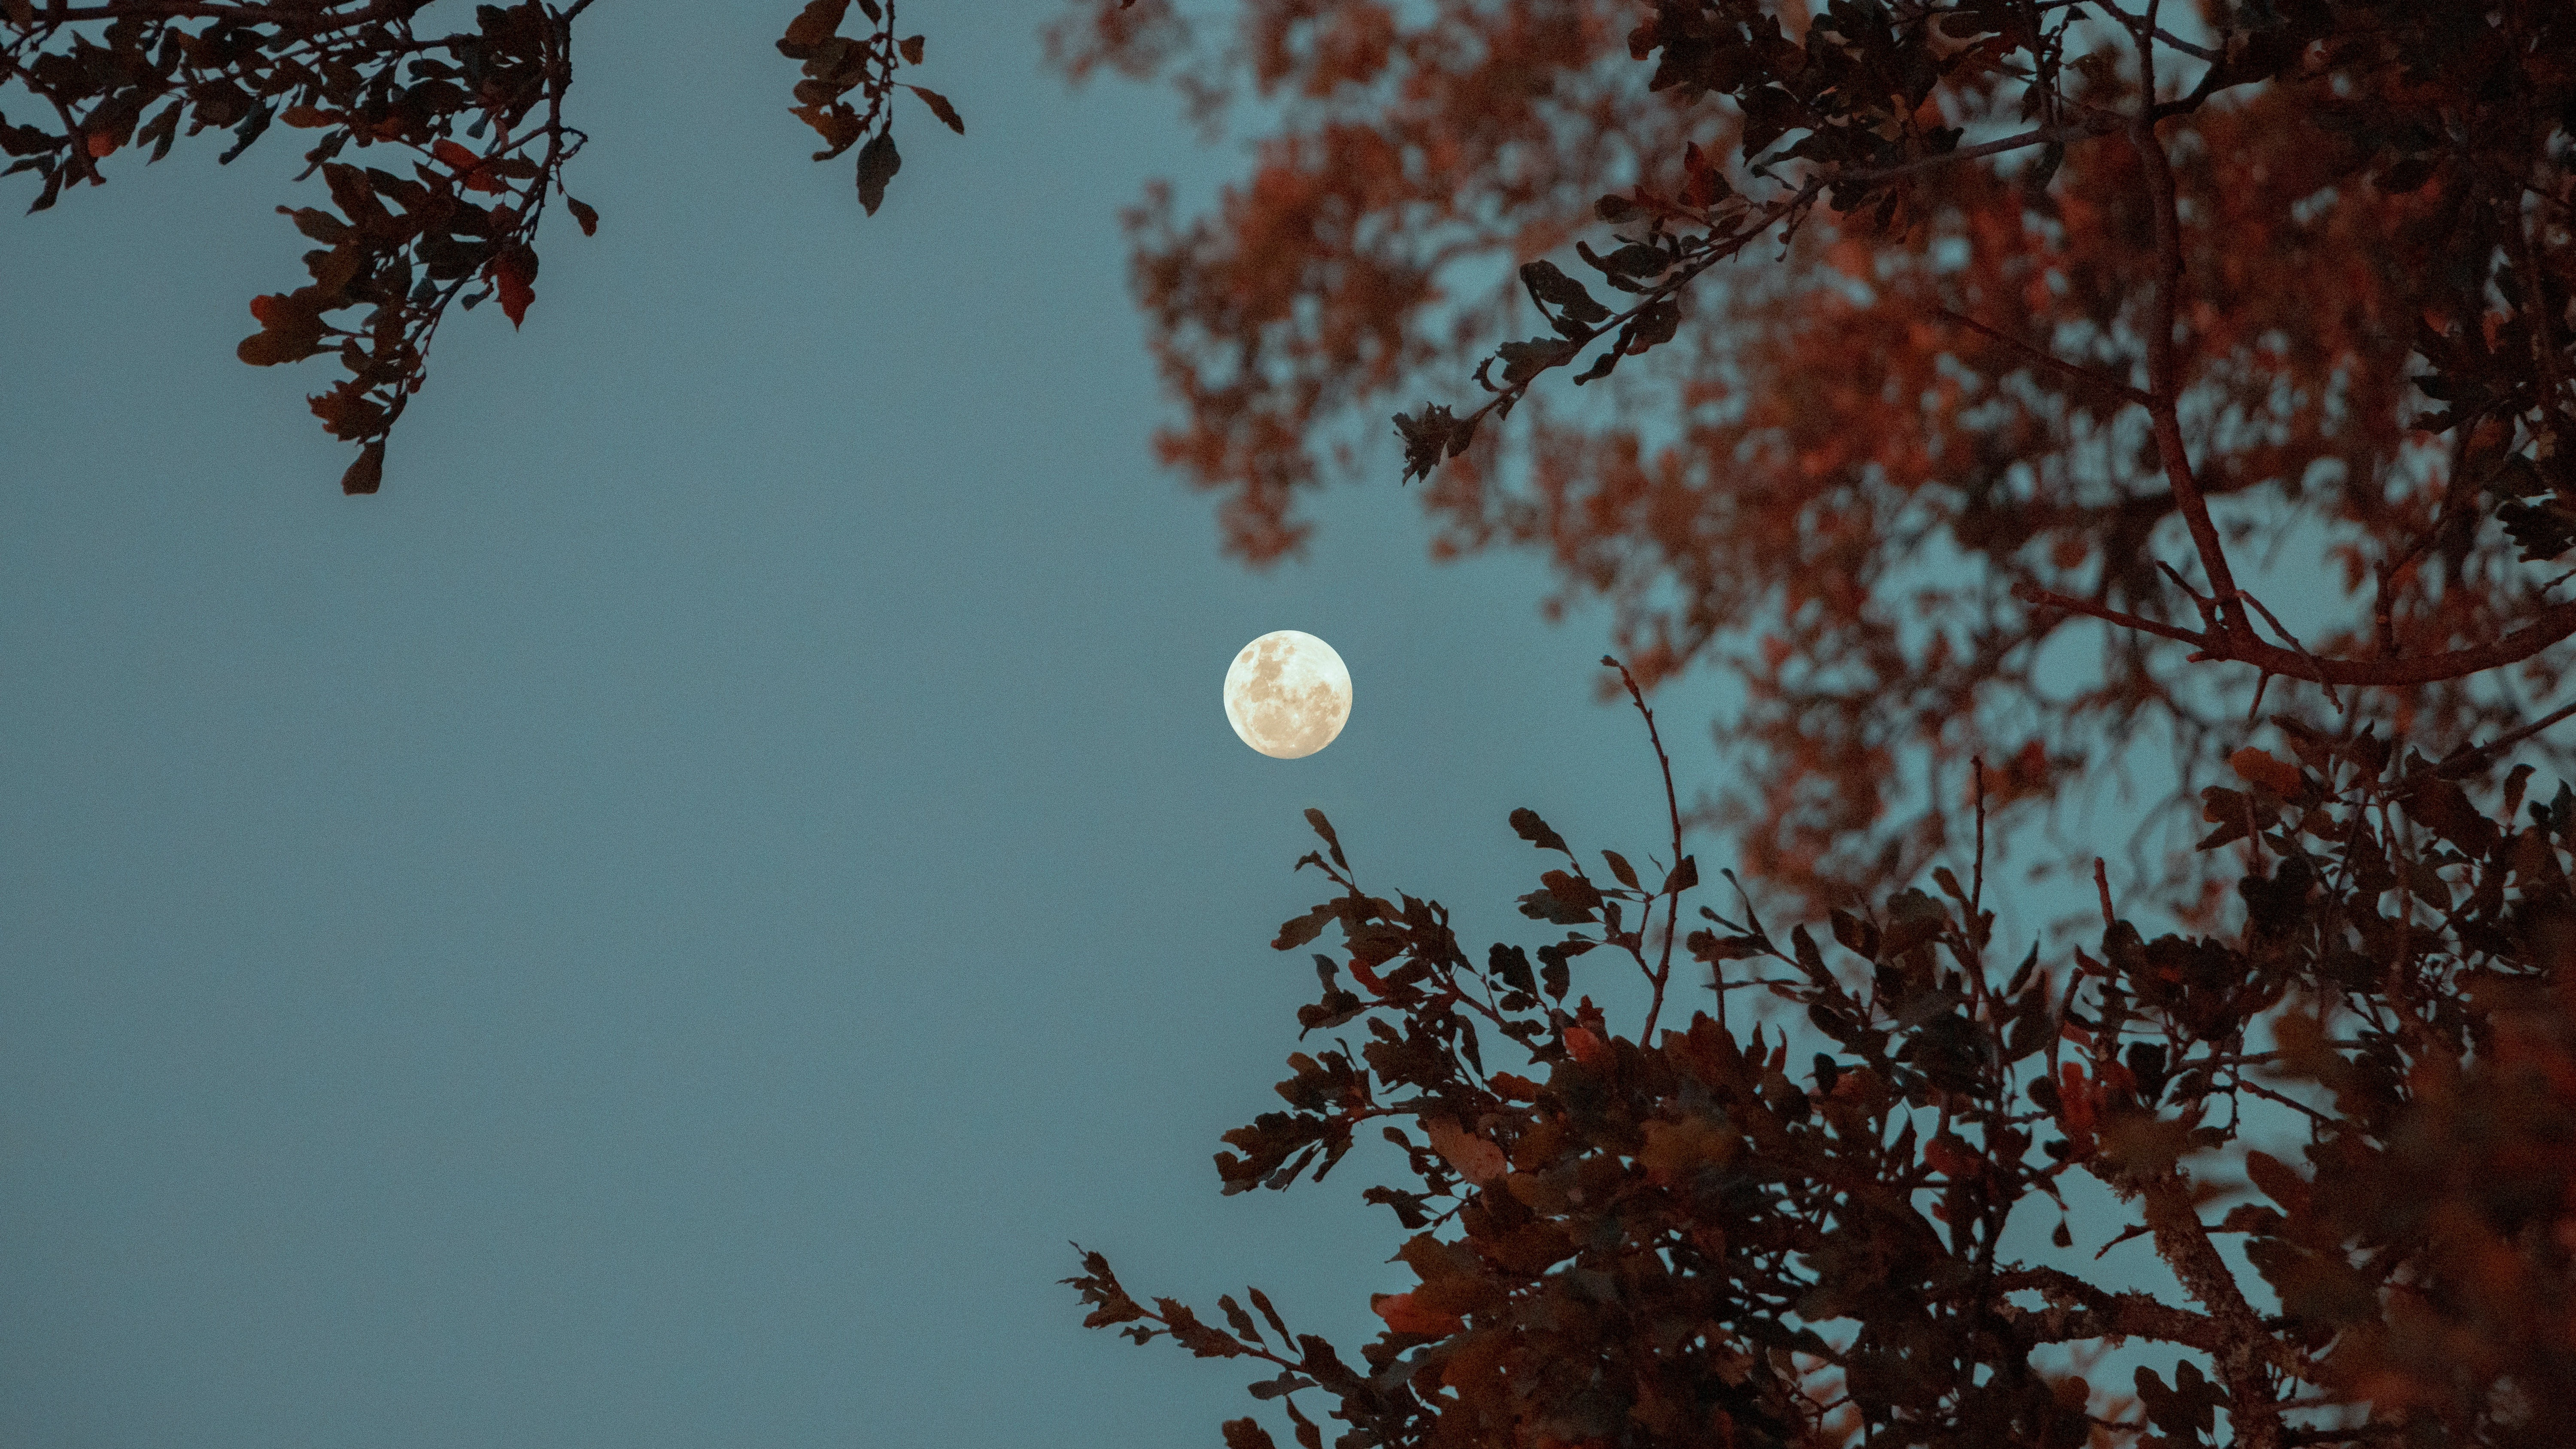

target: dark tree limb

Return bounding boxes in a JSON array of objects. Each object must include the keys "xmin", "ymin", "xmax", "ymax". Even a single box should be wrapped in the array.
[
  {"xmin": 2015, "ymin": 581, "xmax": 2576, "ymax": 689},
  {"xmin": 2129, "ymin": 109, "xmax": 2249, "ymax": 639}
]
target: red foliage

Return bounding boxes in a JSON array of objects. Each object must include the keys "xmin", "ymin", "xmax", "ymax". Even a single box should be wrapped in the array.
[
  {"xmin": 1064, "ymin": 7, "xmax": 2576, "ymax": 1448},
  {"xmin": 1057, "ymin": 0, "xmax": 2576, "ymax": 915},
  {"xmin": 492, "ymin": 247, "xmax": 535, "ymax": 329}
]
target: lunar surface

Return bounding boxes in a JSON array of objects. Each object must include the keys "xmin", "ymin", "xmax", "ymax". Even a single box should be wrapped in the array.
[{"xmin": 1223, "ymin": 631, "xmax": 1352, "ymax": 759}]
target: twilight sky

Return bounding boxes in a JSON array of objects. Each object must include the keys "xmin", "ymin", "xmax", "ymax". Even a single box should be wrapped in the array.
[
  {"xmin": 0, "ymin": 6, "xmax": 1728, "ymax": 1445},
  {"xmin": 0, "ymin": 5, "xmax": 2251, "ymax": 1445}
]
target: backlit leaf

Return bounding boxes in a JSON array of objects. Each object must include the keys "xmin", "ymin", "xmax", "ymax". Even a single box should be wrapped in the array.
[
  {"xmin": 339, "ymin": 441, "xmax": 385, "ymax": 496},
  {"xmin": 855, "ymin": 128, "xmax": 900, "ymax": 214},
  {"xmin": 781, "ymin": 0, "xmax": 851, "ymax": 51},
  {"xmin": 905, "ymin": 84, "xmax": 963, "ymax": 135},
  {"xmin": 1509, "ymin": 808, "xmax": 1567, "ymax": 854},
  {"xmin": 492, "ymin": 249, "xmax": 535, "ymax": 328}
]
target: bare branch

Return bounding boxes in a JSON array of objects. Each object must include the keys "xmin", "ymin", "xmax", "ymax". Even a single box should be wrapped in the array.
[
  {"xmin": 2017, "ymin": 581, "xmax": 2576, "ymax": 688},
  {"xmin": 1989, "ymin": 1264, "xmax": 2224, "ymax": 1349},
  {"xmin": 2127, "ymin": 70, "xmax": 2250, "ymax": 636},
  {"xmin": 2436, "ymin": 693, "xmax": 2576, "ymax": 778},
  {"xmin": 2014, "ymin": 582, "xmax": 2212, "ymax": 648},
  {"xmin": 1606, "ymin": 654, "xmax": 1689, "ymax": 1040}
]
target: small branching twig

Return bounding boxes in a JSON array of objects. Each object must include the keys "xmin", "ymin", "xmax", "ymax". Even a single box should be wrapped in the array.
[{"xmin": 1604, "ymin": 655, "xmax": 1693, "ymax": 1039}]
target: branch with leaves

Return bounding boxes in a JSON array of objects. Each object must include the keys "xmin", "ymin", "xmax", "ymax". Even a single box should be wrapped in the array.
[
  {"xmin": 1073, "ymin": 670, "xmax": 2576, "ymax": 1448},
  {"xmin": 1059, "ymin": 0, "xmax": 2573, "ymax": 913},
  {"xmin": 1390, "ymin": 0, "xmax": 2576, "ymax": 702},
  {"xmin": 3, "ymin": 0, "xmax": 961, "ymax": 491}
]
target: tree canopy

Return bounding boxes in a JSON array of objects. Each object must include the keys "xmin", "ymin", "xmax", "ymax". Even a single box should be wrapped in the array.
[
  {"xmin": 1053, "ymin": 0, "xmax": 2576, "ymax": 918},
  {"xmin": 1051, "ymin": 2, "xmax": 2576, "ymax": 1447},
  {"xmin": 1072, "ymin": 701, "xmax": 2576, "ymax": 1449}
]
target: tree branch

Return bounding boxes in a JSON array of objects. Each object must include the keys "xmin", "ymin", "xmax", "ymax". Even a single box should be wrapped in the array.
[
  {"xmin": 2013, "ymin": 583, "xmax": 2211, "ymax": 647},
  {"xmin": 1837, "ymin": 121, "xmax": 2102, "ymax": 187},
  {"xmin": 1607, "ymin": 654, "xmax": 1689, "ymax": 1041},
  {"xmin": 2436, "ymin": 692, "xmax": 2576, "ymax": 778},
  {"xmin": 2016, "ymin": 582, "xmax": 2576, "ymax": 687},
  {"xmin": 1936, "ymin": 308, "xmax": 2153, "ymax": 408},
  {"xmin": 2133, "ymin": 1167, "xmax": 2292, "ymax": 1449},
  {"xmin": 1989, "ymin": 1264, "xmax": 2225, "ymax": 1350},
  {"xmin": 2125, "ymin": 25, "xmax": 2249, "ymax": 638},
  {"xmin": 2281, "ymin": 1424, "xmax": 2403, "ymax": 1446},
  {"xmin": 2510, "ymin": 182, "xmax": 2572, "ymax": 431},
  {"xmin": 22, "ymin": 0, "xmax": 425, "ymax": 26}
]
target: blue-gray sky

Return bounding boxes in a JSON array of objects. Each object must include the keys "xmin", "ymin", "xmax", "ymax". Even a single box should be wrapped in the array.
[
  {"xmin": 0, "ymin": 7, "xmax": 1725, "ymax": 1445},
  {"xmin": 2, "ymin": 3, "xmax": 2303, "ymax": 1442}
]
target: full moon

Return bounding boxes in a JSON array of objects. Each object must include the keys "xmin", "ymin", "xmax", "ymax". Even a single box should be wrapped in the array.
[{"xmin": 1223, "ymin": 631, "xmax": 1353, "ymax": 759}]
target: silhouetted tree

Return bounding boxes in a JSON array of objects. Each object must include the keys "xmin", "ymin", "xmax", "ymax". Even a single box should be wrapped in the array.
[
  {"xmin": 2, "ymin": 0, "xmax": 960, "ymax": 492},
  {"xmin": 1062, "ymin": 3, "xmax": 2576, "ymax": 1446},
  {"xmin": 1072, "ymin": 690, "xmax": 2576, "ymax": 1447}
]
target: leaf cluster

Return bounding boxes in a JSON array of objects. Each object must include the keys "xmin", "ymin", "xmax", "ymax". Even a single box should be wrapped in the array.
[
  {"xmin": 777, "ymin": 0, "xmax": 960, "ymax": 216},
  {"xmin": 4, "ymin": 0, "xmax": 960, "ymax": 491}
]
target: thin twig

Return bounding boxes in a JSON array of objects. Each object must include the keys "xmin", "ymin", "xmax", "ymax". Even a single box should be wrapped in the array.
[
  {"xmin": 2091, "ymin": 0, "xmax": 2225, "ymax": 63},
  {"xmin": 2018, "ymin": 579, "xmax": 2576, "ymax": 687},
  {"xmin": 2236, "ymin": 1077, "xmax": 2334, "ymax": 1128},
  {"xmin": 2230, "ymin": 589, "xmax": 2346, "ymax": 713},
  {"xmin": 1970, "ymin": 757, "xmax": 1987, "ymax": 931},
  {"xmin": 1936, "ymin": 307, "xmax": 2153, "ymax": 408},
  {"xmin": 2435, "ymin": 693, "xmax": 2576, "ymax": 778},
  {"xmin": 2157, "ymin": 559, "xmax": 2222, "ymax": 631},
  {"xmin": 2015, "ymin": 581, "xmax": 2211, "ymax": 648},
  {"xmin": 1605, "ymin": 655, "xmax": 1690, "ymax": 1040},
  {"xmin": 1839, "ymin": 121, "xmax": 2102, "ymax": 186}
]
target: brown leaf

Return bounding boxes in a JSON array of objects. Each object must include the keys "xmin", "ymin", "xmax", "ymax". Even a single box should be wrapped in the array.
[
  {"xmin": 905, "ymin": 84, "xmax": 963, "ymax": 134},
  {"xmin": 339, "ymin": 441, "xmax": 385, "ymax": 496},
  {"xmin": 781, "ymin": 0, "xmax": 852, "ymax": 50},
  {"xmin": 855, "ymin": 129, "xmax": 900, "ymax": 214},
  {"xmin": 2230, "ymin": 747, "xmax": 2303, "ymax": 798},
  {"xmin": 1370, "ymin": 1291, "xmax": 1463, "ymax": 1337},
  {"xmin": 491, "ymin": 249, "xmax": 535, "ymax": 328},
  {"xmin": 1422, "ymin": 1116, "xmax": 1505, "ymax": 1185},
  {"xmin": 2244, "ymin": 1149, "xmax": 2311, "ymax": 1217},
  {"xmin": 792, "ymin": 101, "xmax": 863, "ymax": 159},
  {"xmin": 237, "ymin": 328, "xmax": 322, "ymax": 367}
]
